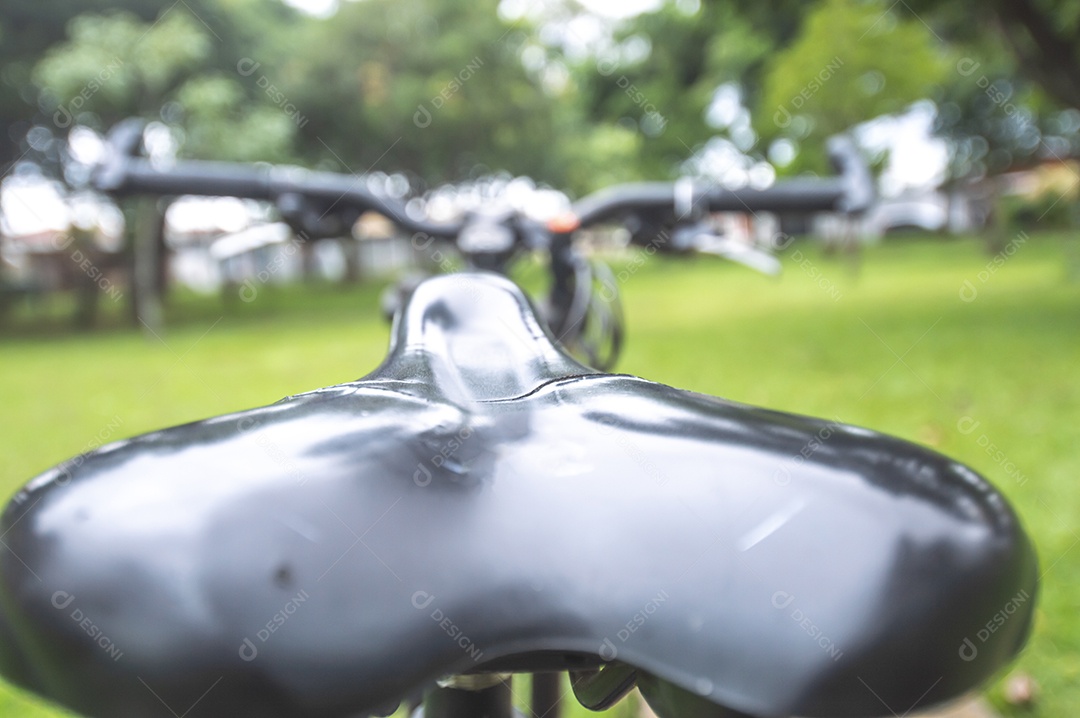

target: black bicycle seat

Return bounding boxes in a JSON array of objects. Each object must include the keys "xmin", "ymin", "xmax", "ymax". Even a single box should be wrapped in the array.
[{"xmin": 0, "ymin": 272, "xmax": 1036, "ymax": 718}]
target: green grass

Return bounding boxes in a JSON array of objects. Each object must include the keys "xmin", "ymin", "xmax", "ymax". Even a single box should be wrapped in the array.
[{"xmin": 1, "ymin": 234, "xmax": 1078, "ymax": 716}]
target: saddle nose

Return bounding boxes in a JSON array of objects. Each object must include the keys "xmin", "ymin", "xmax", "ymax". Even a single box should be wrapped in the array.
[{"xmin": 371, "ymin": 273, "xmax": 595, "ymax": 403}]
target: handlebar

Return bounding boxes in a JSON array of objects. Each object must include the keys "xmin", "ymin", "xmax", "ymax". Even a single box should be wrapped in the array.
[
  {"xmin": 86, "ymin": 119, "xmax": 873, "ymax": 372},
  {"xmin": 92, "ymin": 119, "xmax": 873, "ymax": 242},
  {"xmin": 93, "ymin": 119, "xmax": 463, "ymax": 239},
  {"xmin": 570, "ymin": 135, "xmax": 872, "ymax": 227}
]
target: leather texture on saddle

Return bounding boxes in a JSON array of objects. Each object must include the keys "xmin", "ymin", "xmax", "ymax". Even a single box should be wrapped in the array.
[{"xmin": 0, "ymin": 273, "xmax": 1036, "ymax": 718}]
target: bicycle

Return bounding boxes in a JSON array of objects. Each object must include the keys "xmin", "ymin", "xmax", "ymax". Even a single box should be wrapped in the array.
[{"xmin": 0, "ymin": 119, "xmax": 1037, "ymax": 718}]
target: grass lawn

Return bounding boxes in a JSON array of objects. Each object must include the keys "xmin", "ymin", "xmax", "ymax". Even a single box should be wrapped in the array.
[{"xmin": 0, "ymin": 233, "xmax": 1077, "ymax": 717}]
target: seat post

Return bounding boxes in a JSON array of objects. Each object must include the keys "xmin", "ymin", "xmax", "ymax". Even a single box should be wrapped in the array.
[
  {"xmin": 531, "ymin": 672, "xmax": 562, "ymax": 718},
  {"xmin": 416, "ymin": 675, "xmax": 517, "ymax": 718}
]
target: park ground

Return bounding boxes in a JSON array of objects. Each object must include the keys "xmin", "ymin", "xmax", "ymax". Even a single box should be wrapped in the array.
[{"xmin": 0, "ymin": 233, "xmax": 1077, "ymax": 717}]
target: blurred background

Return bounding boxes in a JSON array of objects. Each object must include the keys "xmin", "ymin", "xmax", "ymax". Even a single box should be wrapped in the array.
[{"xmin": 0, "ymin": 0, "xmax": 1077, "ymax": 716}]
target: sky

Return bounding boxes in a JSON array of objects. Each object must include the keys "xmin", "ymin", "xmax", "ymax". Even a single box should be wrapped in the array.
[{"xmin": 857, "ymin": 102, "xmax": 949, "ymax": 197}]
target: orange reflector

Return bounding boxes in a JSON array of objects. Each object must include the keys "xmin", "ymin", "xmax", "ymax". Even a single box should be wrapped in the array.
[{"xmin": 547, "ymin": 213, "xmax": 581, "ymax": 234}]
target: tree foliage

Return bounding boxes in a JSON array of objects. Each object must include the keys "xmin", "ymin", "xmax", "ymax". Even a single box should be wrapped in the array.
[
  {"xmin": 34, "ymin": 12, "xmax": 210, "ymax": 120},
  {"xmin": 904, "ymin": 0, "xmax": 1080, "ymax": 181},
  {"xmin": 758, "ymin": 0, "xmax": 947, "ymax": 172},
  {"xmin": 907, "ymin": 0, "xmax": 1080, "ymax": 111},
  {"xmin": 32, "ymin": 9, "xmax": 295, "ymax": 162},
  {"xmin": 3, "ymin": 0, "xmax": 1080, "ymax": 191},
  {"xmin": 570, "ymin": 0, "xmax": 774, "ymax": 184},
  {"xmin": 272, "ymin": 0, "xmax": 565, "ymax": 186}
]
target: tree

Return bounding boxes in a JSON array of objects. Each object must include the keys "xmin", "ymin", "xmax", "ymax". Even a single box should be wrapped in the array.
[
  {"xmin": 568, "ymin": 1, "xmax": 773, "ymax": 186},
  {"xmin": 0, "ymin": 0, "xmax": 286, "ymax": 170},
  {"xmin": 0, "ymin": 0, "xmax": 164, "ymax": 170},
  {"xmin": 26, "ymin": 5, "xmax": 302, "ymax": 329},
  {"xmin": 900, "ymin": 0, "xmax": 1080, "ymax": 182},
  {"xmin": 33, "ymin": 9, "xmax": 296, "ymax": 162},
  {"xmin": 34, "ymin": 12, "xmax": 209, "ymax": 123},
  {"xmin": 988, "ymin": 0, "xmax": 1080, "ymax": 110},
  {"xmin": 757, "ymin": 0, "xmax": 947, "ymax": 173},
  {"xmin": 906, "ymin": 0, "xmax": 1080, "ymax": 112},
  {"xmin": 562, "ymin": 0, "xmax": 949, "ymax": 183},
  {"xmin": 276, "ymin": 0, "xmax": 566, "ymax": 187},
  {"xmin": 931, "ymin": 46, "xmax": 1073, "ymax": 181},
  {"xmin": 561, "ymin": 0, "xmax": 817, "ymax": 189}
]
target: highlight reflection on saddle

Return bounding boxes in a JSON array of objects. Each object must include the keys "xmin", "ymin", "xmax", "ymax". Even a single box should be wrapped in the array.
[{"xmin": 0, "ymin": 273, "xmax": 1036, "ymax": 718}]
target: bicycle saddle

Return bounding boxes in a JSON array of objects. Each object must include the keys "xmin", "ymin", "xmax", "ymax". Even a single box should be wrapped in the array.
[{"xmin": 0, "ymin": 273, "xmax": 1036, "ymax": 718}]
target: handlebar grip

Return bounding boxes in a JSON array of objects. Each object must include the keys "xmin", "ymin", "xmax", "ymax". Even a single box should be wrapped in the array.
[{"xmin": 701, "ymin": 180, "xmax": 848, "ymax": 214}]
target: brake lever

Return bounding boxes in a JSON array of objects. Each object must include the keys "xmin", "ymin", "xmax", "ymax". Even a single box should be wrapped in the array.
[
  {"xmin": 670, "ymin": 223, "xmax": 782, "ymax": 276},
  {"xmin": 693, "ymin": 235, "xmax": 781, "ymax": 276},
  {"xmin": 91, "ymin": 118, "xmax": 147, "ymax": 194}
]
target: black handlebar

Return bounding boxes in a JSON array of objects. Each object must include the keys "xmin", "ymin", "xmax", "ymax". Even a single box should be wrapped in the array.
[
  {"xmin": 93, "ymin": 119, "xmax": 873, "ymax": 239},
  {"xmin": 94, "ymin": 119, "xmax": 463, "ymax": 239},
  {"xmin": 573, "ymin": 178, "xmax": 851, "ymax": 226},
  {"xmin": 570, "ymin": 135, "xmax": 872, "ymax": 227}
]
